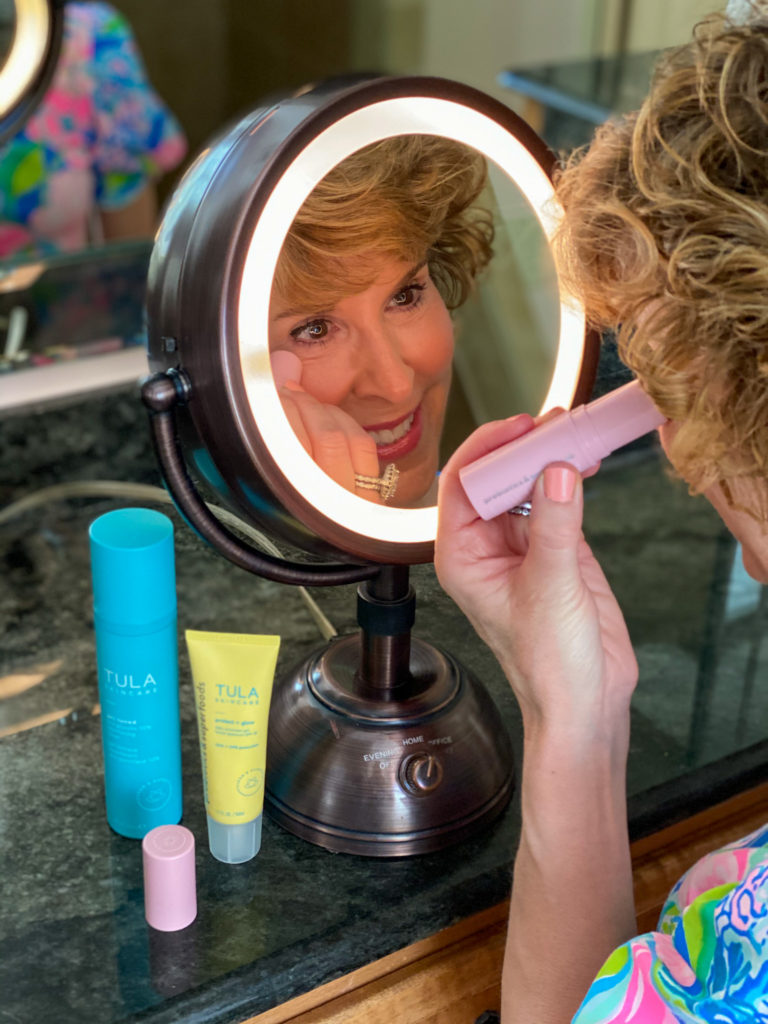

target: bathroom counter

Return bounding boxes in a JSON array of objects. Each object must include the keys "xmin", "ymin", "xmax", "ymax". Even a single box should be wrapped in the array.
[{"xmin": 2, "ymin": 384, "xmax": 768, "ymax": 1024}]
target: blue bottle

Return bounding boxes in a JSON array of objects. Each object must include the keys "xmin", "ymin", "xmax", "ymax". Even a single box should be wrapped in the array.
[{"xmin": 89, "ymin": 508, "xmax": 182, "ymax": 838}]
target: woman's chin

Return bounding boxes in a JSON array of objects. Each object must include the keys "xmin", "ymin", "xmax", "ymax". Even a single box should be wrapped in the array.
[{"xmin": 392, "ymin": 473, "xmax": 439, "ymax": 509}]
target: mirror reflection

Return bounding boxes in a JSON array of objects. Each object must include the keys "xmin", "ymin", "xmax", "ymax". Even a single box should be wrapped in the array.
[
  {"xmin": 0, "ymin": 0, "xmax": 186, "ymax": 262},
  {"xmin": 268, "ymin": 134, "xmax": 560, "ymax": 510},
  {"xmin": 0, "ymin": 2, "xmax": 15, "ymax": 71}
]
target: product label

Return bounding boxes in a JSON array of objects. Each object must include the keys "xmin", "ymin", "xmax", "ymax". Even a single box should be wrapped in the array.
[
  {"xmin": 485, "ymin": 449, "xmax": 578, "ymax": 504},
  {"xmin": 95, "ymin": 627, "xmax": 182, "ymax": 835},
  {"xmin": 186, "ymin": 632, "xmax": 280, "ymax": 828},
  {"xmin": 103, "ymin": 668, "xmax": 158, "ymax": 696}
]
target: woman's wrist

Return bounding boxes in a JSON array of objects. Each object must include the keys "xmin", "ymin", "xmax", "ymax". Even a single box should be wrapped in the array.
[{"xmin": 521, "ymin": 710, "xmax": 631, "ymax": 784}]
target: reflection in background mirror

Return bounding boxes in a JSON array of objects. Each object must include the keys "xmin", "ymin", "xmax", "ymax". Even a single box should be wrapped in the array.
[
  {"xmin": 268, "ymin": 134, "xmax": 560, "ymax": 509},
  {"xmin": 0, "ymin": 1, "xmax": 185, "ymax": 265},
  {"xmin": 0, "ymin": 1, "xmax": 185, "ymax": 393},
  {"xmin": 0, "ymin": 2, "xmax": 15, "ymax": 69}
]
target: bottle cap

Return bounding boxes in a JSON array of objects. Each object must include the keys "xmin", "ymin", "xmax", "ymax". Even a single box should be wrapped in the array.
[
  {"xmin": 206, "ymin": 813, "xmax": 262, "ymax": 864},
  {"xmin": 89, "ymin": 508, "xmax": 176, "ymax": 631},
  {"xmin": 142, "ymin": 824, "xmax": 197, "ymax": 931}
]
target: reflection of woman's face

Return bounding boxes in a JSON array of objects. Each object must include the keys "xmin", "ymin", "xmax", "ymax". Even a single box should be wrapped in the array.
[{"xmin": 269, "ymin": 258, "xmax": 454, "ymax": 507}]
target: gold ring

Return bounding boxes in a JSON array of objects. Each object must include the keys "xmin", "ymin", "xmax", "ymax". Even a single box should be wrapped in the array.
[{"xmin": 354, "ymin": 463, "xmax": 399, "ymax": 503}]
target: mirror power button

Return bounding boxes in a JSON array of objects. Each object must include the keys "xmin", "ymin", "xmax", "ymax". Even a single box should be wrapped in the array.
[{"xmin": 399, "ymin": 753, "xmax": 444, "ymax": 795}]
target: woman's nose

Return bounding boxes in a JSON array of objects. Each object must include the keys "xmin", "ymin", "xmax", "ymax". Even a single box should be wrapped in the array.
[{"xmin": 352, "ymin": 325, "xmax": 414, "ymax": 402}]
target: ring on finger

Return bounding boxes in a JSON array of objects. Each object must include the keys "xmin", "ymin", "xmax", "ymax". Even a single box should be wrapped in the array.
[{"xmin": 354, "ymin": 463, "xmax": 400, "ymax": 502}]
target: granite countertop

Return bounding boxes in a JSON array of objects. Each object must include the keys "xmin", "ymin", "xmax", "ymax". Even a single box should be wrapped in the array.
[{"xmin": 2, "ymin": 378, "xmax": 768, "ymax": 1024}]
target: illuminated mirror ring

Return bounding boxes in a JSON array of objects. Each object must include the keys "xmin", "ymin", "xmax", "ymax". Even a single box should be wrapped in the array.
[
  {"xmin": 239, "ymin": 81, "xmax": 588, "ymax": 553},
  {"xmin": 147, "ymin": 76, "xmax": 594, "ymax": 566}
]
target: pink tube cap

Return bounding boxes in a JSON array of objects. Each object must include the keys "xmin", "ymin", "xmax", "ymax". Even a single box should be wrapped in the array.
[{"xmin": 142, "ymin": 824, "xmax": 197, "ymax": 932}]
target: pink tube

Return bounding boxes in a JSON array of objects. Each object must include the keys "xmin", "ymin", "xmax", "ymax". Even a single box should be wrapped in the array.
[{"xmin": 459, "ymin": 381, "xmax": 667, "ymax": 520}]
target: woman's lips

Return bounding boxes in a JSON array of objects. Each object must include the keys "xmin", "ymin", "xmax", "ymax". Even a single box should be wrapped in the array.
[{"xmin": 365, "ymin": 405, "xmax": 423, "ymax": 461}]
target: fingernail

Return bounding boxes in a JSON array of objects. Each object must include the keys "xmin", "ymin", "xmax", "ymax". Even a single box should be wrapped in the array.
[
  {"xmin": 543, "ymin": 465, "xmax": 576, "ymax": 503},
  {"xmin": 284, "ymin": 380, "xmax": 303, "ymax": 392}
]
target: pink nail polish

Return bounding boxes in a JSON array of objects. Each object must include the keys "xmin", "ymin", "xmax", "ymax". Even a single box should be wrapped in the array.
[{"xmin": 543, "ymin": 465, "xmax": 576, "ymax": 503}]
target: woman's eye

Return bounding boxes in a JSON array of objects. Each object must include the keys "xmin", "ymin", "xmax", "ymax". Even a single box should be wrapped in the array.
[
  {"xmin": 391, "ymin": 283, "xmax": 425, "ymax": 308},
  {"xmin": 290, "ymin": 319, "xmax": 329, "ymax": 343}
]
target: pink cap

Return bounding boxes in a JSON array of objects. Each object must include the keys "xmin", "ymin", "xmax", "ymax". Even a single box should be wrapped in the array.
[
  {"xmin": 142, "ymin": 824, "xmax": 197, "ymax": 932},
  {"xmin": 270, "ymin": 350, "xmax": 302, "ymax": 388}
]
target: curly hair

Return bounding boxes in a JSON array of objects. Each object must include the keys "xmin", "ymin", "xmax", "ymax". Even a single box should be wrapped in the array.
[
  {"xmin": 273, "ymin": 134, "xmax": 494, "ymax": 312},
  {"xmin": 554, "ymin": 11, "xmax": 768, "ymax": 512}
]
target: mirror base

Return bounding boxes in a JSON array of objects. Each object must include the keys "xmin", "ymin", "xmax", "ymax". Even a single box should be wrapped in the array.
[{"xmin": 265, "ymin": 635, "xmax": 514, "ymax": 857}]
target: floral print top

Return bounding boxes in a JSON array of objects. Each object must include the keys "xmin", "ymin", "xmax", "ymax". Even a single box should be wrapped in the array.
[
  {"xmin": 573, "ymin": 823, "xmax": 768, "ymax": 1022},
  {"xmin": 0, "ymin": 1, "xmax": 186, "ymax": 258}
]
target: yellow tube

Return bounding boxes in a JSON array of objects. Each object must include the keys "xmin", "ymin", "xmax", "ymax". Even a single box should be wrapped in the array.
[{"xmin": 185, "ymin": 630, "xmax": 280, "ymax": 863}]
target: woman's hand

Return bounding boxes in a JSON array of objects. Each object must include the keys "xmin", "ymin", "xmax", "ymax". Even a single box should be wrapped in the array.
[
  {"xmin": 278, "ymin": 381, "xmax": 384, "ymax": 502},
  {"xmin": 436, "ymin": 414, "xmax": 638, "ymax": 736}
]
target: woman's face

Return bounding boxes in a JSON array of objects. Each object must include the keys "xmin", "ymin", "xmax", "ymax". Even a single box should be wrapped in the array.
[
  {"xmin": 659, "ymin": 421, "xmax": 768, "ymax": 583},
  {"xmin": 269, "ymin": 258, "xmax": 454, "ymax": 507}
]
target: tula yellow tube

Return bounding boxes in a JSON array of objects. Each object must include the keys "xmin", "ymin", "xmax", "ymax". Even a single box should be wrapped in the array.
[{"xmin": 185, "ymin": 630, "xmax": 280, "ymax": 864}]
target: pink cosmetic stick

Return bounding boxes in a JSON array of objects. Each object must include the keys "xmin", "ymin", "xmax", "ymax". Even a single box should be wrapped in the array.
[{"xmin": 459, "ymin": 380, "xmax": 667, "ymax": 520}]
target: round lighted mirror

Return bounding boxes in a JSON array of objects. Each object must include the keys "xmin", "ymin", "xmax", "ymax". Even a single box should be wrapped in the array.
[
  {"xmin": 238, "ymin": 99, "xmax": 587, "ymax": 549},
  {"xmin": 263, "ymin": 133, "xmax": 569, "ymax": 518},
  {"xmin": 147, "ymin": 76, "xmax": 595, "ymax": 566}
]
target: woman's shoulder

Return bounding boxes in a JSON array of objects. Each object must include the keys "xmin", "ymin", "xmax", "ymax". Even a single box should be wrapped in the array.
[{"xmin": 572, "ymin": 825, "xmax": 768, "ymax": 1023}]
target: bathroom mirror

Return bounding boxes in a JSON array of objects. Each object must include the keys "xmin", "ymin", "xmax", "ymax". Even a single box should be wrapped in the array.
[
  {"xmin": 0, "ymin": 0, "xmax": 63, "ymax": 145},
  {"xmin": 268, "ymin": 133, "xmax": 563, "ymax": 510},
  {"xmin": 146, "ymin": 75, "xmax": 596, "ymax": 565}
]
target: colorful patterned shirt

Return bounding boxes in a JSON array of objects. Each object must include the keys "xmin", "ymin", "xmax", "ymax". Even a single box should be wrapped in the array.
[
  {"xmin": 0, "ymin": 2, "xmax": 186, "ymax": 258},
  {"xmin": 573, "ymin": 823, "xmax": 768, "ymax": 1022}
]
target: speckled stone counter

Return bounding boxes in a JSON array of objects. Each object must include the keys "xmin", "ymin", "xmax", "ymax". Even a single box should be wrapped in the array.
[{"xmin": 2, "ymin": 374, "xmax": 767, "ymax": 1024}]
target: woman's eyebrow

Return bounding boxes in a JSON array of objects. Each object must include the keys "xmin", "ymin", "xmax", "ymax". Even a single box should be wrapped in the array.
[
  {"xmin": 272, "ymin": 303, "xmax": 332, "ymax": 322},
  {"xmin": 396, "ymin": 261, "xmax": 428, "ymax": 290}
]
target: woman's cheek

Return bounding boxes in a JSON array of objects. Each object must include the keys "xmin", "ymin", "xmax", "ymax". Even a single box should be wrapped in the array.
[
  {"xmin": 406, "ymin": 309, "xmax": 454, "ymax": 379},
  {"xmin": 299, "ymin": 356, "xmax": 356, "ymax": 406}
]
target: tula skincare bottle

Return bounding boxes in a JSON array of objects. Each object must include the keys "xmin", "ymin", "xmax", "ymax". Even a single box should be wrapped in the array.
[
  {"xmin": 89, "ymin": 508, "xmax": 182, "ymax": 838},
  {"xmin": 460, "ymin": 380, "xmax": 667, "ymax": 520}
]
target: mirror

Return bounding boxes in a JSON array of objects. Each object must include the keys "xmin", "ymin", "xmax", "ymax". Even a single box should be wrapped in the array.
[
  {"xmin": 229, "ymin": 86, "xmax": 589, "ymax": 560},
  {"xmin": 268, "ymin": 134, "xmax": 561, "ymax": 510},
  {"xmin": 0, "ymin": 0, "xmax": 183, "ymax": 264},
  {"xmin": 0, "ymin": 0, "xmax": 63, "ymax": 145},
  {"xmin": 146, "ymin": 76, "xmax": 592, "ymax": 564},
  {"xmin": 0, "ymin": 2, "xmax": 17, "ymax": 71}
]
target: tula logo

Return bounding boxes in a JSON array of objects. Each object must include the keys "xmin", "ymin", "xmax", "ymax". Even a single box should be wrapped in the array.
[
  {"xmin": 105, "ymin": 669, "xmax": 158, "ymax": 694},
  {"xmin": 216, "ymin": 684, "xmax": 259, "ymax": 702}
]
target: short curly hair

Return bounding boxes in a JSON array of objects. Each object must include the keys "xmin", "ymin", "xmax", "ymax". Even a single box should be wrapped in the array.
[
  {"xmin": 554, "ymin": 11, "xmax": 768, "ymax": 512},
  {"xmin": 273, "ymin": 134, "xmax": 494, "ymax": 313}
]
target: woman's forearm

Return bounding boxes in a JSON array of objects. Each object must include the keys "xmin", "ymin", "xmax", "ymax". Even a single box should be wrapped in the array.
[{"xmin": 502, "ymin": 717, "xmax": 636, "ymax": 1024}]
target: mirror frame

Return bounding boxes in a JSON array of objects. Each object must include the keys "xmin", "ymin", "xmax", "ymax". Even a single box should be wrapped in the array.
[{"xmin": 147, "ymin": 75, "xmax": 598, "ymax": 565}]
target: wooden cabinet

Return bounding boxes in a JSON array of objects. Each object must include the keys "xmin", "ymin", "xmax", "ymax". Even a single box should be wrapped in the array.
[{"xmin": 247, "ymin": 781, "xmax": 768, "ymax": 1024}]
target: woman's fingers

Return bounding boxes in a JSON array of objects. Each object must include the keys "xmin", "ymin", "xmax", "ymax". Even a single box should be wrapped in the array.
[
  {"xmin": 278, "ymin": 384, "xmax": 381, "ymax": 499},
  {"xmin": 438, "ymin": 414, "xmax": 537, "ymax": 530}
]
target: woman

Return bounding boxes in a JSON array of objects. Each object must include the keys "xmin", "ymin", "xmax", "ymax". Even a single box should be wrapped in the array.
[
  {"xmin": 436, "ymin": 8, "xmax": 768, "ymax": 1022},
  {"xmin": 268, "ymin": 134, "xmax": 494, "ymax": 508}
]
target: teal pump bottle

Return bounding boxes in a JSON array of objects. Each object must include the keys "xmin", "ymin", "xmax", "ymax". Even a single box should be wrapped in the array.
[{"xmin": 89, "ymin": 508, "xmax": 182, "ymax": 838}]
